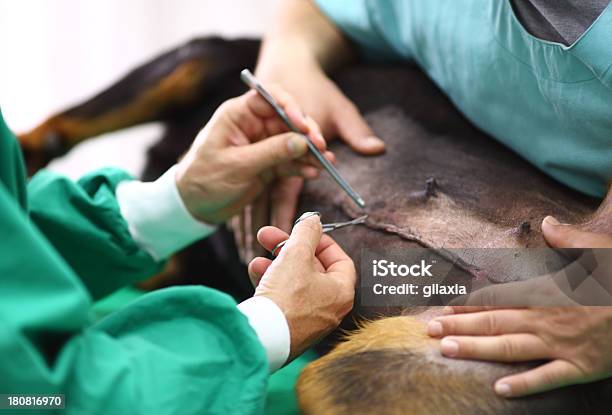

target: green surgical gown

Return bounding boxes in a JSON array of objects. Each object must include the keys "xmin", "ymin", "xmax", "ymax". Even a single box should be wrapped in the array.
[{"xmin": 0, "ymin": 109, "xmax": 269, "ymax": 414}]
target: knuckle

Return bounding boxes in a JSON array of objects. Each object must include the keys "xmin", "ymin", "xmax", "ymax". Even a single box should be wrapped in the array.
[
  {"xmin": 268, "ymin": 83, "xmax": 291, "ymax": 103},
  {"xmin": 540, "ymin": 368, "xmax": 559, "ymax": 386},
  {"xmin": 218, "ymin": 98, "xmax": 237, "ymax": 112},
  {"xmin": 500, "ymin": 337, "xmax": 517, "ymax": 358},
  {"xmin": 484, "ymin": 313, "xmax": 500, "ymax": 334},
  {"xmin": 221, "ymin": 97, "xmax": 243, "ymax": 117},
  {"xmin": 513, "ymin": 377, "xmax": 529, "ymax": 395},
  {"xmin": 458, "ymin": 339, "xmax": 474, "ymax": 356},
  {"xmin": 341, "ymin": 284, "xmax": 356, "ymax": 304},
  {"xmin": 441, "ymin": 319, "xmax": 456, "ymax": 334},
  {"xmin": 338, "ymin": 296, "xmax": 355, "ymax": 318},
  {"xmin": 480, "ymin": 287, "xmax": 499, "ymax": 306}
]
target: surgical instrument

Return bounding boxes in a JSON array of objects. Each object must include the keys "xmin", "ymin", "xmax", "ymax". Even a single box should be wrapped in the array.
[
  {"xmin": 271, "ymin": 213, "xmax": 368, "ymax": 256},
  {"xmin": 240, "ymin": 69, "xmax": 366, "ymax": 208}
]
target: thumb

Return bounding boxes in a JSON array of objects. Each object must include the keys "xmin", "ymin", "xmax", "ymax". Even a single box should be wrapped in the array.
[
  {"xmin": 333, "ymin": 95, "xmax": 385, "ymax": 155},
  {"xmin": 283, "ymin": 212, "xmax": 322, "ymax": 257},
  {"xmin": 542, "ymin": 216, "xmax": 611, "ymax": 248},
  {"xmin": 237, "ymin": 132, "xmax": 308, "ymax": 175}
]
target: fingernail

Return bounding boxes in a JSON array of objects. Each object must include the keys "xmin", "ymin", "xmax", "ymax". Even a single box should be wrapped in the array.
[
  {"xmin": 544, "ymin": 215, "xmax": 571, "ymax": 226},
  {"xmin": 440, "ymin": 338, "xmax": 459, "ymax": 357},
  {"xmin": 365, "ymin": 136, "xmax": 385, "ymax": 147},
  {"xmin": 317, "ymin": 133, "xmax": 326, "ymax": 145},
  {"xmin": 288, "ymin": 135, "xmax": 307, "ymax": 157},
  {"xmin": 296, "ymin": 211, "xmax": 321, "ymax": 224},
  {"xmin": 442, "ymin": 306, "xmax": 454, "ymax": 315},
  {"xmin": 544, "ymin": 216, "xmax": 560, "ymax": 226},
  {"xmin": 427, "ymin": 321, "xmax": 443, "ymax": 337},
  {"xmin": 303, "ymin": 166, "xmax": 320, "ymax": 180},
  {"xmin": 495, "ymin": 382, "xmax": 512, "ymax": 397}
]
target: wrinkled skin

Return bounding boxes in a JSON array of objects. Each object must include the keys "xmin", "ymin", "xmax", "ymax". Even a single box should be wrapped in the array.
[
  {"xmin": 19, "ymin": 38, "xmax": 612, "ymax": 413},
  {"xmin": 299, "ymin": 65, "xmax": 609, "ymax": 291}
]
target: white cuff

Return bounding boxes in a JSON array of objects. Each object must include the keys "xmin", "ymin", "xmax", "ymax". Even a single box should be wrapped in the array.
[
  {"xmin": 116, "ymin": 165, "xmax": 217, "ymax": 261},
  {"xmin": 237, "ymin": 296, "xmax": 290, "ymax": 373}
]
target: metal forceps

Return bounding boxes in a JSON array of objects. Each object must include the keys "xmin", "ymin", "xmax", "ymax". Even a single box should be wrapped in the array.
[
  {"xmin": 240, "ymin": 69, "xmax": 366, "ymax": 208},
  {"xmin": 271, "ymin": 213, "xmax": 368, "ymax": 257}
]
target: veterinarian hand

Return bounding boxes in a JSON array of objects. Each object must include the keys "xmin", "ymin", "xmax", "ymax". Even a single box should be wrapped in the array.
[
  {"xmin": 248, "ymin": 212, "xmax": 356, "ymax": 360},
  {"xmin": 234, "ymin": 0, "xmax": 386, "ymax": 261},
  {"xmin": 175, "ymin": 87, "xmax": 333, "ymax": 224},
  {"xmin": 257, "ymin": 1, "xmax": 385, "ymax": 155},
  {"xmin": 427, "ymin": 216, "xmax": 612, "ymax": 398}
]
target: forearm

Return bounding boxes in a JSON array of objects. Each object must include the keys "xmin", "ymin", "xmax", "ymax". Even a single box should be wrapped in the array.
[{"xmin": 256, "ymin": 0, "xmax": 355, "ymax": 77}]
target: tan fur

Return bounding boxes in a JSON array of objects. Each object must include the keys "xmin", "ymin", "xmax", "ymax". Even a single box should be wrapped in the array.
[
  {"xmin": 297, "ymin": 316, "xmax": 510, "ymax": 415},
  {"xmin": 19, "ymin": 60, "xmax": 207, "ymax": 151}
]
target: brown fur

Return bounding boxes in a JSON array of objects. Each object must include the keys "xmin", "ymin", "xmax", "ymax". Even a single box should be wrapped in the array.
[{"xmin": 297, "ymin": 312, "xmax": 612, "ymax": 415}]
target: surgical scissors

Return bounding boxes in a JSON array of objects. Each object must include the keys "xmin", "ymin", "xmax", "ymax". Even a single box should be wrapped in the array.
[{"xmin": 271, "ymin": 213, "xmax": 368, "ymax": 257}]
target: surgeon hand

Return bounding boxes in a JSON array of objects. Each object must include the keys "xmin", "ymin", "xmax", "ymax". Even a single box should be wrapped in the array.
[
  {"xmin": 231, "ymin": 0, "xmax": 386, "ymax": 261},
  {"xmin": 427, "ymin": 215, "xmax": 612, "ymax": 398},
  {"xmin": 175, "ymin": 87, "xmax": 333, "ymax": 224},
  {"xmin": 248, "ymin": 213, "xmax": 356, "ymax": 360},
  {"xmin": 232, "ymin": 63, "xmax": 383, "ymax": 260},
  {"xmin": 234, "ymin": 62, "xmax": 381, "ymax": 260}
]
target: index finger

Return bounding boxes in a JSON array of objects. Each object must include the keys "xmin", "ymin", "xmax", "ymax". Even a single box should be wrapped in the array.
[
  {"xmin": 245, "ymin": 85, "xmax": 307, "ymax": 130},
  {"xmin": 245, "ymin": 86, "xmax": 326, "ymax": 151}
]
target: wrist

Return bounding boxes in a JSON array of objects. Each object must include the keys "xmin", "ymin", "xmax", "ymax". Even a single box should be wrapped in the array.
[
  {"xmin": 256, "ymin": 38, "xmax": 320, "ymax": 79},
  {"xmin": 116, "ymin": 165, "xmax": 217, "ymax": 260},
  {"xmin": 255, "ymin": 293, "xmax": 310, "ymax": 362},
  {"xmin": 174, "ymin": 159, "xmax": 223, "ymax": 225}
]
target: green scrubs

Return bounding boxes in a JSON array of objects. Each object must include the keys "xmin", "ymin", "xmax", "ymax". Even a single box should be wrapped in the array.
[
  {"xmin": 0, "ymin": 110, "xmax": 268, "ymax": 414},
  {"xmin": 317, "ymin": 0, "xmax": 612, "ymax": 198}
]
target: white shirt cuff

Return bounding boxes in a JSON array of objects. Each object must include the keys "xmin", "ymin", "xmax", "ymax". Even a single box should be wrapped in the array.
[
  {"xmin": 116, "ymin": 165, "xmax": 217, "ymax": 261},
  {"xmin": 237, "ymin": 296, "xmax": 291, "ymax": 373}
]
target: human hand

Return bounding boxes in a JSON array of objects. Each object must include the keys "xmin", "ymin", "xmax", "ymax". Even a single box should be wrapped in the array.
[
  {"xmin": 232, "ymin": 177, "xmax": 304, "ymax": 261},
  {"xmin": 426, "ymin": 216, "xmax": 612, "ymax": 398},
  {"xmin": 428, "ymin": 306, "xmax": 612, "ymax": 398},
  {"xmin": 256, "ymin": 58, "xmax": 385, "ymax": 156},
  {"xmin": 175, "ymin": 87, "xmax": 333, "ymax": 224},
  {"xmin": 541, "ymin": 215, "xmax": 612, "ymax": 248},
  {"xmin": 236, "ymin": 0, "xmax": 385, "ymax": 258},
  {"xmin": 248, "ymin": 212, "xmax": 356, "ymax": 360},
  {"xmin": 233, "ymin": 59, "xmax": 384, "ymax": 260}
]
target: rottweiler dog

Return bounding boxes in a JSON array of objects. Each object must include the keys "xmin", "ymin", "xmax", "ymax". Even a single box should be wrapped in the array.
[{"xmin": 19, "ymin": 37, "xmax": 612, "ymax": 414}]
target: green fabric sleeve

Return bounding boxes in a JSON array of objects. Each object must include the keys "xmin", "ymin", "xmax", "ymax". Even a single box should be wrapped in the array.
[
  {"xmin": 27, "ymin": 168, "xmax": 162, "ymax": 300},
  {"xmin": 0, "ymin": 109, "xmax": 27, "ymax": 208},
  {"xmin": 315, "ymin": 0, "xmax": 403, "ymax": 61},
  {"xmin": 0, "ymin": 184, "xmax": 268, "ymax": 413}
]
